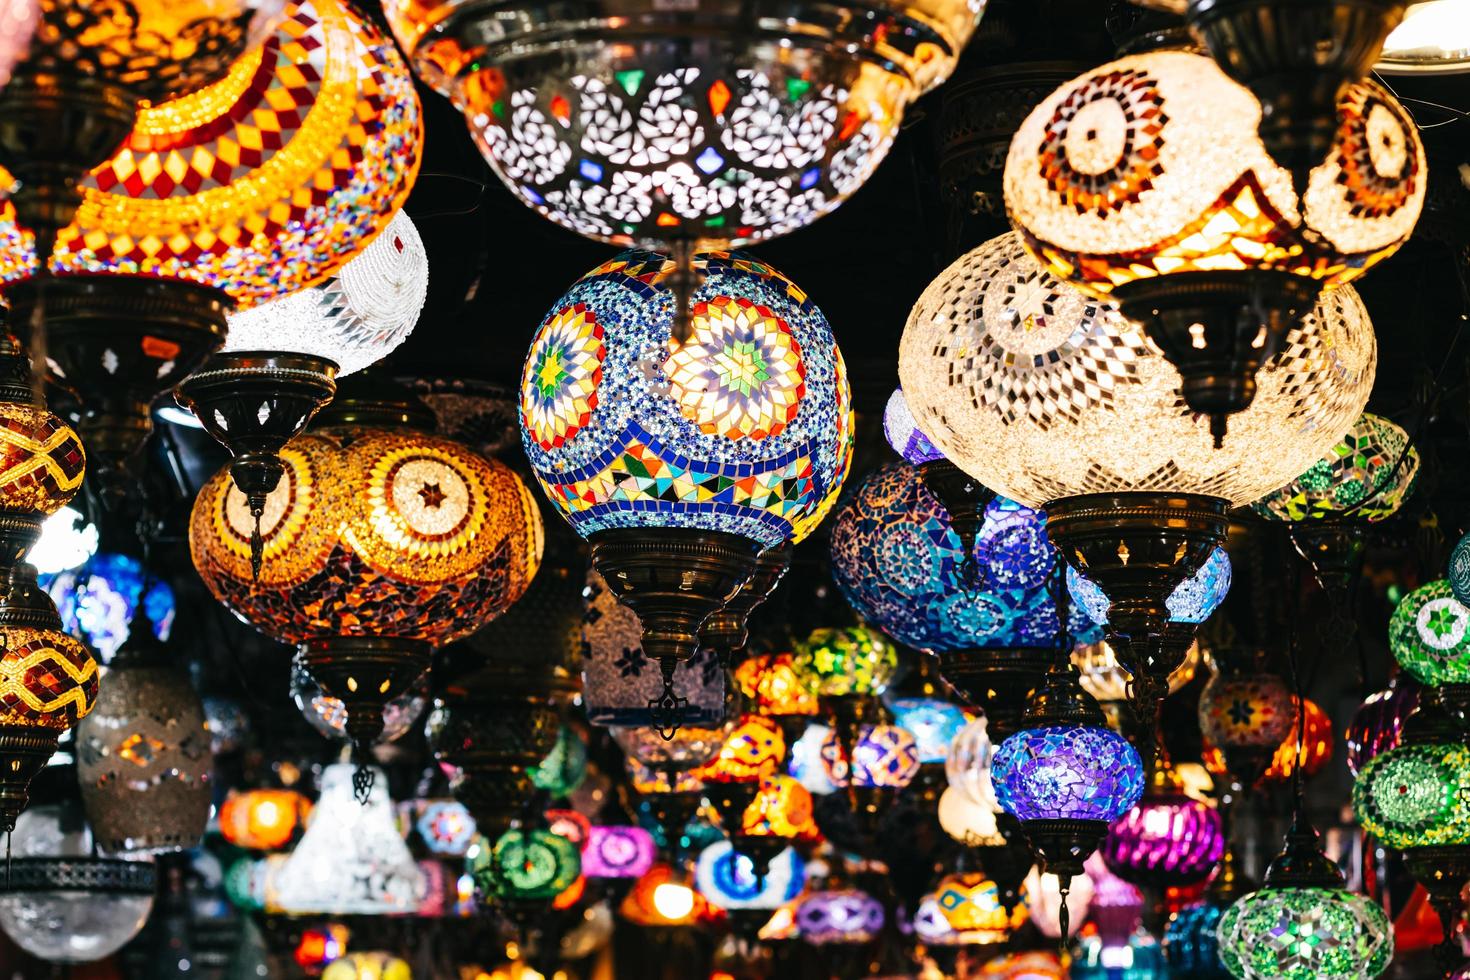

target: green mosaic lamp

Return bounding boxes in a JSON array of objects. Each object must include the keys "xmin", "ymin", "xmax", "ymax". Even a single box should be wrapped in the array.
[
  {"xmin": 1353, "ymin": 687, "xmax": 1470, "ymax": 971},
  {"xmin": 1253, "ymin": 414, "xmax": 1417, "ymax": 605},
  {"xmin": 1388, "ymin": 579, "xmax": 1470, "ymax": 721}
]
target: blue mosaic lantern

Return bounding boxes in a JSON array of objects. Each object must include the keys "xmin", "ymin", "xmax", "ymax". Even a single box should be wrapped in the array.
[
  {"xmin": 1068, "ymin": 546, "xmax": 1231, "ymax": 627},
  {"xmin": 887, "ymin": 697, "xmax": 968, "ymax": 764},
  {"xmin": 830, "ymin": 464, "xmax": 1102, "ymax": 653},
  {"xmin": 43, "ymin": 552, "xmax": 174, "ymax": 662},
  {"xmin": 520, "ymin": 249, "xmax": 852, "ymax": 728},
  {"xmin": 991, "ymin": 665, "xmax": 1144, "ymax": 938},
  {"xmin": 694, "ymin": 840, "xmax": 805, "ymax": 911},
  {"xmin": 1164, "ymin": 901, "xmax": 1231, "ymax": 978}
]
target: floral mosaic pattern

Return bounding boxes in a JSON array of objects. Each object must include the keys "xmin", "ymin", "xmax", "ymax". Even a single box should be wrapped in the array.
[
  {"xmin": 830, "ymin": 464, "xmax": 1102, "ymax": 652},
  {"xmin": 1388, "ymin": 579, "xmax": 1470, "ymax": 686},
  {"xmin": 521, "ymin": 250, "xmax": 850, "ymax": 550},
  {"xmin": 1197, "ymin": 673, "xmax": 1297, "ymax": 750}
]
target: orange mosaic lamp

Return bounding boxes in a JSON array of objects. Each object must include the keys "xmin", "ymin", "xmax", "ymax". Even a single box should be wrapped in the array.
[
  {"xmin": 0, "ymin": 562, "xmax": 98, "ymax": 833},
  {"xmin": 734, "ymin": 653, "xmax": 821, "ymax": 719},
  {"xmin": 189, "ymin": 377, "xmax": 542, "ymax": 789},
  {"xmin": 0, "ymin": 0, "xmax": 422, "ymax": 484},
  {"xmin": 218, "ymin": 788, "xmax": 312, "ymax": 851},
  {"xmin": 737, "ymin": 774, "xmax": 820, "ymax": 870},
  {"xmin": 0, "ymin": 0, "xmax": 286, "ymax": 258}
]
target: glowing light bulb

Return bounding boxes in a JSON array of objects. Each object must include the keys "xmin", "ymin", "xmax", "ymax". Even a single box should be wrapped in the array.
[{"xmin": 653, "ymin": 882, "xmax": 696, "ymax": 920}]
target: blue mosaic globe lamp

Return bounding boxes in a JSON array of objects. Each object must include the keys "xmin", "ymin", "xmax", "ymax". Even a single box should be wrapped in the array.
[
  {"xmin": 991, "ymin": 662, "xmax": 1144, "ymax": 938},
  {"xmin": 830, "ymin": 462, "xmax": 1102, "ymax": 739},
  {"xmin": 520, "ymin": 249, "xmax": 851, "ymax": 733}
]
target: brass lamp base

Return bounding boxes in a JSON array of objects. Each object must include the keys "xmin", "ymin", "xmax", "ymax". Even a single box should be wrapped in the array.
[
  {"xmin": 0, "ymin": 726, "xmax": 61, "ymax": 834},
  {"xmin": 1112, "ymin": 272, "xmax": 1320, "ymax": 443},
  {"xmin": 935, "ymin": 646, "xmax": 1057, "ymax": 743},
  {"xmin": 177, "ymin": 352, "xmax": 339, "ymax": 579},
  {"xmin": 8, "ymin": 275, "xmax": 228, "ymax": 487},
  {"xmin": 700, "ymin": 540, "xmax": 792, "ymax": 665},
  {"xmin": 1187, "ymin": 0, "xmax": 1407, "ymax": 192},
  {"xmin": 589, "ymin": 527, "xmax": 760, "ymax": 735},
  {"xmin": 298, "ymin": 636, "xmax": 431, "ymax": 749}
]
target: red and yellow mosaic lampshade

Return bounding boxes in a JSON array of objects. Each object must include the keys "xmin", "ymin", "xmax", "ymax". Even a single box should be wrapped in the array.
[
  {"xmin": 700, "ymin": 714, "xmax": 787, "ymax": 784},
  {"xmin": 0, "ymin": 0, "xmax": 422, "ymax": 309},
  {"xmin": 0, "ymin": 626, "xmax": 96, "ymax": 734},
  {"xmin": 734, "ymin": 653, "xmax": 821, "ymax": 718},
  {"xmin": 1204, "ymin": 697, "xmax": 1333, "ymax": 785}
]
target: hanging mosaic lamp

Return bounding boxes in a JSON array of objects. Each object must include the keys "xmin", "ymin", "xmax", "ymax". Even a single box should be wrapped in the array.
[
  {"xmin": 621, "ymin": 862, "xmax": 709, "ymax": 927},
  {"xmin": 1207, "ymin": 695, "xmax": 1334, "ymax": 786},
  {"xmin": 901, "ymin": 231, "xmax": 1372, "ymax": 744},
  {"xmin": 1072, "ymin": 639, "xmax": 1200, "ymax": 706},
  {"xmin": 384, "ymin": 0, "xmax": 980, "ymax": 249},
  {"xmin": 1002, "ymin": 48, "xmax": 1416, "ymax": 436},
  {"xmin": 1346, "ymin": 675, "xmax": 1420, "ymax": 777},
  {"xmin": 583, "ymin": 825, "xmax": 657, "ymax": 879},
  {"xmin": 0, "ymin": 799, "xmax": 155, "ymax": 964},
  {"xmin": 178, "ymin": 210, "xmax": 430, "ymax": 577},
  {"xmin": 883, "ymin": 387, "xmax": 991, "ymax": 567},
  {"xmin": 991, "ymin": 663, "xmax": 1144, "ymax": 938},
  {"xmin": 274, "ymin": 763, "xmax": 426, "ymax": 915},
  {"xmin": 1255, "ymin": 413, "xmax": 1418, "ymax": 605},
  {"xmin": 0, "ymin": 330, "xmax": 84, "ymax": 578},
  {"xmin": 1101, "ymin": 754, "xmax": 1224, "ymax": 889},
  {"xmin": 520, "ymin": 250, "xmax": 850, "ymax": 734},
  {"xmin": 787, "ymin": 722, "xmax": 842, "ymax": 796},
  {"xmin": 583, "ymin": 568, "xmax": 730, "ymax": 730},
  {"xmin": 701, "ymin": 713, "xmax": 787, "ymax": 851},
  {"xmin": 733, "ymin": 652, "xmax": 821, "ymax": 723},
  {"xmin": 695, "ymin": 840, "xmax": 805, "ymax": 911},
  {"xmin": 828, "ymin": 462, "xmax": 1101, "ymax": 737},
  {"xmin": 0, "ymin": 563, "xmax": 97, "ymax": 833},
  {"xmin": 1184, "ymin": 0, "xmax": 1408, "ymax": 193},
  {"xmin": 1197, "ymin": 661, "xmax": 1299, "ymax": 789},
  {"xmin": 1217, "ymin": 819, "xmax": 1393, "ymax": 979},
  {"xmin": 529, "ymin": 723, "xmax": 589, "ymax": 798},
  {"xmin": 617, "ymin": 720, "xmax": 725, "ymax": 857},
  {"xmin": 218, "ymin": 788, "xmax": 311, "ymax": 851},
  {"xmin": 737, "ymin": 773, "xmax": 819, "ymax": 869},
  {"xmin": 0, "ymin": 0, "xmax": 284, "ymax": 260},
  {"xmin": 1353, "ymin": 687, "xmax": 1470, "ymax": 966},
  {"xmin": 1389, "ymin": 579, "xmax": 1470, "ymax": 722},
  {"xmin": 191, "ymin": 377, "xmax": 544, "ymax": 777},
  {"xmin": 934, "ymin": 870, "xmax": 1028, "ymax": 942},
  {"xmin": 411, "ymin": 799, "xmax": 477, "ymax": 858},
  {"xmin": 1379, "ymin": 1, "xmax": 1470, "ymax": 73},
  {"xmin": 0, "ymin": 0, "xmax": 422, "ymax": 485},
  {"xmin": 75, "ymin": 609, "xmax": 211, "ymax": 854},
  {"xmin": 794, "ymin": 886, "xmax": 885, "ymax": 945},
  {"xmin": 1025, "ymin": 867, "xmax": 1095, "ymax": 939},
  {"xmin": 42, "ymin": 551, "xmax": 173, "ymax": 662},
  {"xmin": 1067, "ymin": 544, "xmax": 1230, "ymax": 743}
]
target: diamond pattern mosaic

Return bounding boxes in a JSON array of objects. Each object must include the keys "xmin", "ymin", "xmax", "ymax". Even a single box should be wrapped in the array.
[
  {"xmin": 0, "ymin": 629, "xmax": 98, "ymax": 729},
  {"xmin": 900, "ymin": 231, "xmax": 1376, "ymax": 509},
  {"xmin": 992, "ymin": 724, "xmax": 1143, "ymax": 822},
  {"xmin": 830, "ymin": 463, "xmax": 1103, "ymax": 652},
  {"xmin": 1254, "ymin": 413, "xmax": 1418, "ymax": 523},
  {"xmin": 521, "ymin": 250, "xmax": 849, "ymax": 549},
  {"xmin": 0, "ymin": 0, "xmax": 422, "ymax": 309},
  {"xmin": 1217, "ymin": 886, "xmax": 1392, "ymax": 979}
]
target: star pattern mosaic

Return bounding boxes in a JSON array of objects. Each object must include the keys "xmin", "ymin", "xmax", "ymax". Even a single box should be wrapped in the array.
[
  {"xmin": 1389, "ymin": 579, "xmax": 1470, "ymax": 686},
  {"xmin": 1218, "ymin": 886, "xmax": 1392, "ymax": 980},
  {"xmin": 520, "ymin": 250, "xmax": 850, "ymax": 550}
]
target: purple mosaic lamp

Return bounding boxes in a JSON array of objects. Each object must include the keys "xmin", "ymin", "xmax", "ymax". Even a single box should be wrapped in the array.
[
  {"xmin": 1346, "ymin": 674, "xmax": 1420, "ymax": 777},
  {"xmin": 992, "ymin": 662, "xmax": 1144, "ymax": 938},
  {"xmin": 583, "ymin": 825, "xmax": 657, "ymax": 879},
  {"xmin": 1101, "ymin": 755, "xmax": 1225, "ymax": 889}
]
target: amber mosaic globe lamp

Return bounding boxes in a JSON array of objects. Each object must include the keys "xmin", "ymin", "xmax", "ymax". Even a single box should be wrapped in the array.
[
  {"xmin": 384, "ymin": 0, "xmax": 979, "ymax": 251},
  {"xmin": 0, "ymin": 562, "xmax": 98, "ymax": 833},
  {"xmin": 0, "ymin": 0, "xmax": 422, "ymax": 486},
  {"xmin": 519, "ymin": 250, "xmax": 850, "ymax": 733},
  {"xmin": 1255, "ymin": 413, "xmax": 1418, "ymax": 606},
  {"xmin": 190, "ymin": 378, "xmax": 544, "ymax": 776},
  {"xmin": 1198, "ymin": 662, "xmax": 1298, "ymax": 789},
  {"xmin": 179, "ymin": 211, "xmax": 430, "ymax": 577},
  {"xmin": 0, "ymin": 0, "xmax": 284, "ymax": 259},
  {"xmin": 902, "ymin": 231, "xmax": 1372, "ymax": 744},
  {"xmin": 1002, "ymin": 49, "xmax": 1418, "ymax": 437}
]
